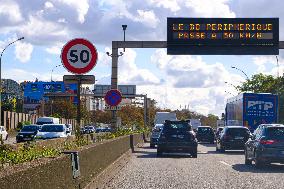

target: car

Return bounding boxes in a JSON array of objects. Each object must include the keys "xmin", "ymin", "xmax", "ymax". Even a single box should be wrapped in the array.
[
  {"xmin": 245, "ymin": 124, "xmax": 284, "ymax": 168},
  {"xmin": 35, "ymin": 124, "xmax": 69, "ymax": 139},
  {"xmin": 150, "ymin": 124, "xmax": 164, "ymax": 148},
  {"xmin": 196, "ymin": 126, "xmax": 215, "ymax": 144},
  {"xmin": 157, "ymin": 120, "xmax": 198, "ymax": 157},
  {"xmin": 16, "ymin": 125, "xmax": 41, "ymax": 143},
  {"xmin": 216, "ymin": 126, "xmax": 251, "ymax": 152},
  {"xmin": 0, "ymin": 126, "xmax": 8, "ymax": 141},
  {"xmin": 84, "ymin": 126, "xmax": 96, "ymax": 134}
]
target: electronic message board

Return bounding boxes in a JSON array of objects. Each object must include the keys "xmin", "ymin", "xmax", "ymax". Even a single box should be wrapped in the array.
[{"xmin": 167, "ymin": 18, "xmax": 279, "ymax": 55}]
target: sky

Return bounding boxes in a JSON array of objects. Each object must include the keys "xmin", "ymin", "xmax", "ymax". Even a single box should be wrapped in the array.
[{"xmin": 1, "ymin": 0, "xmax": 284, "ymax": 117}]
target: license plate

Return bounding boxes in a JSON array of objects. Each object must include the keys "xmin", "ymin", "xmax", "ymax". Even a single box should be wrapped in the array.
[
  {"xmin": 171, "ymin": 135, "xmax": 177, "ymax": 138},
  {"xmin": 235, "ymin": 137, "xmax": 244, "ymax": 140},
  {"xmin": 23, "ymin": 138, "xmax": 31, "ymax": 141}
]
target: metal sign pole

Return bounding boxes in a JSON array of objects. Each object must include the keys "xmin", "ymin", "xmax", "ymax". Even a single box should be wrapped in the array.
[
  {"xmin": 76, "ymin": 75, "xmax": 82, "ymax": 137},
  {"xmin": 111, "ymin": 42, "xmax": 119, "ymax": 130}
]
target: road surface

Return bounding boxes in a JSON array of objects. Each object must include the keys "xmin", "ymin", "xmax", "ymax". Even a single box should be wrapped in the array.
[{"xmin": 99, "ymin": 143, "xmax": 284, "ymax": 189}]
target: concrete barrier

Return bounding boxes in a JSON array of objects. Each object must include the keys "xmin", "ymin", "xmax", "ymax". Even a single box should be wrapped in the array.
[{"xmin": 0, "ymin": 134, "xmax": 144, "ymax": 189}]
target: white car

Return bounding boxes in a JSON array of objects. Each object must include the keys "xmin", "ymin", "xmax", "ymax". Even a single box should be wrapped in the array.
[
  {"xmin": 0, "ymin": 126, "xmax": 8, "ymax": 140},
  {"xmin": 36, "ymin": 124, "xmax": 69, "ymax": 139}
]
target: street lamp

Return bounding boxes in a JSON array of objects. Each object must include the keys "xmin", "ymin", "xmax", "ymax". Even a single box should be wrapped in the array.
[
  {"xmin": 0, "ymin": 37, "xmax": 24, "ymax": 126},
  {"xmin": 51, "ymin": 64, "xmax": 62, "ymax": 81},
  {"xmin": 224, "ymin": 81, "xmax": 238, "ymax": 90},
  {"xmin": 231, "ymin": 66, "xmax": 249, "ymax": 80}
]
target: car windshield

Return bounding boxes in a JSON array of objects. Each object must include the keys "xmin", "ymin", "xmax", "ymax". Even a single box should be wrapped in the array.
[
  {"xmin": 227, "ymin": 128, "xmax": 250, "ymax": 136},
  {"xmin": 198, "ymin": 127, "xmax": 213, "ymax": 133},
  {"xmin": 36, "ymin": 121, "xmax": 53, "ymax": 125},
  {"xmin": 21, "ymin": 126, "xmax": 38, "ymax": 132},
  {"xmin": 86, "ymin": 126, "xmax": 94, "ymax": 129},
  {"xmin": 41, "ymin": 125, "xmax": 64, "ymax": 132},
  {"xmin": 266, "ymin": 127, "xmax": 284, "ymax": 139},
  {"xmin": 164, "ymin": 122, "xmax": 189, "ymax": 130}
]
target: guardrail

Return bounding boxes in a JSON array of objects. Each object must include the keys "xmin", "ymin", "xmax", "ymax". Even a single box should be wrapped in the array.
[{"xmin": 0, "ymin": 134, "xmax": 144, "ymax": 189}]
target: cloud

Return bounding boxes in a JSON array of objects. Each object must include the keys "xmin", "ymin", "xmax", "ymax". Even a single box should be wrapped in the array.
[
  {"xmin": 56, "ymin": 0, "xmax": 90, "ymax": 23},
  {"xmin": 15, "ymin": 42, "xmax": 33, "ymax": 63},
  {"xmin": 0, "ymin": 0, "xmax": 23, "ymax": 25},
  {"xmin": 118, "ymin": 49, "xmax": 160, "ymax": 85},
  {"xmin": 184, "ymin": 0, "xmax": 236, "ymax": 18}
]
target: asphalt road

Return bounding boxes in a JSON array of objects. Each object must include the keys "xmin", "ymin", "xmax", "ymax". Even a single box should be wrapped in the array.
[{"xmin": 100, "ymin": 143, "xmax": 284, "ymax": 189}]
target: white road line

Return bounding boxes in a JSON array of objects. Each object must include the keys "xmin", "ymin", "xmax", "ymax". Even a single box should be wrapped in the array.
[{"xmin": 219, "ymin": 161, "xmax": 232, "ymax": 167}]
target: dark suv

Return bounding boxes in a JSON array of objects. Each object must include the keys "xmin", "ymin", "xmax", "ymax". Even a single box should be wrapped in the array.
[
  {"xmin": 157, "ymin": 120, "xmax": 198, "ymax": 157},
  {"xmin": 216, "ymin": 126, "xmax": 250, "ymax": 152},
  {"xmin": 16, "ymin": 125, "xmax": 41, "ymax": 143},
  {"xmin": 245, "ymin": 124, "xmax": 284, "ymax": 168},
  {"xmin": 196, "ymin": 126, "xmax": 215, "ymax": 144}
]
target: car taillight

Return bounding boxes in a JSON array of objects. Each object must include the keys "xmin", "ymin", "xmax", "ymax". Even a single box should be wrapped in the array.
[{"xmin": 260, "ymin": 139, "xmax": 276, "ymax": 145}]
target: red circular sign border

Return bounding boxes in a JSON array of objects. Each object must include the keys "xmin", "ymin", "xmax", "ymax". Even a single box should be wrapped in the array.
[
  {"xmin": 104, "ymin": 89, "xmax": 122, "ymax": 107},
  {"xmin": 61, "ymin": 38, "xmax": 98, "ymax": 74}
]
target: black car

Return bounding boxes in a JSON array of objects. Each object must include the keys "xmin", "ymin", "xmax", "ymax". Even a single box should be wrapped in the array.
[
  {"xmin": 83, "ymin": 126, "xmax": 95, "ymax": 134},
  {"xmin": 196, "ymin": 126, "xmax": 215, "ymax": 144},
  {"xmin": 157, "ymin": 120, "xmax": 198, "ymax": 157},
  {"xmin": 16, "ymin": 125, "xmax": 41, "ymax": 143},
  {"xmin": 216, "ymin": 126, "xmax": 250, "ymax": 152},
  {"xmin": 245, "ymin": 124, "xmax": 284, "ymax": 168},
  {"xmin": 150, "ymin": 124, "xmax": 164, "ymax": 148}
]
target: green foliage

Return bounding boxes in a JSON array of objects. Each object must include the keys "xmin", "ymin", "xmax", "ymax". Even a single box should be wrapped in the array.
[{"xmin": 17, "ymin": 121, "xmax": 32, "ymax": 131}]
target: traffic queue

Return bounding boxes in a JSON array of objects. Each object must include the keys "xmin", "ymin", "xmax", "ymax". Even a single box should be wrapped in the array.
[{"xmin": 150, "ymin": 113, "xmax": 284, "ymax": 168}]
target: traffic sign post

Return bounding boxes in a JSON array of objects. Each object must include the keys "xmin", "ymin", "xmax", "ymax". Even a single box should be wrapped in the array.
[
  {"xmin": 61, "ymin": 38, "xmax": 98, "ymax": 137},
  {"xmin": 104, "ymin": 89, "xmax": 122, "ymax": 129}
]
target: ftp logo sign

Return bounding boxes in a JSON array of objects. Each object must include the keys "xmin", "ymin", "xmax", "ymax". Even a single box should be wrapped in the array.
[{"xmin": 248, "ymin": 101, "xmax": 273, "ymax": 111}]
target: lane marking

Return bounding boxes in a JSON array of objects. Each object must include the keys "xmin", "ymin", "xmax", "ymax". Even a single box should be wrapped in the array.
[{"xmin": 219, "ymin": 161, "xmax": 232, "ymax": 167}]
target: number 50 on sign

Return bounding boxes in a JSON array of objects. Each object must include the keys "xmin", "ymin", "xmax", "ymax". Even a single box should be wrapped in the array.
[{"xmin": 61, "ymin": 38, "xmax": 98, "ymax": 74}]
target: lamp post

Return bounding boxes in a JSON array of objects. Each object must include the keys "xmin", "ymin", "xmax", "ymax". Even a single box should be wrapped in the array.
[
  {"xmin": 231, "ymin": 66, "xmax": 249, "ymax": 80},
  {"xmin": 224, "ymin": 81, "xmax": 238, "ymax": 90},
  {"xmin": 51, "ymin": 64, "xmax": 62, "ymax": 82},
  {"xmin": 0, "ymin": 37, "xmax": 24, "ymax": 126}
]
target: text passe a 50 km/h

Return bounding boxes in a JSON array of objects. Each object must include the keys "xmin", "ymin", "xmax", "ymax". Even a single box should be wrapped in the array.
[
  {"xmin": 61, "ymin": 38, "xmax": 98, "ymax": 74},
  {"xmin": 167, "ymin": 18, "xmax": 279, "ymax": 55}
]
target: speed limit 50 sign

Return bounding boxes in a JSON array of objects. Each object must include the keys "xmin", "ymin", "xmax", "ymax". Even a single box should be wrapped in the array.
[{"xmin": 61, "ymin": 38, "xmax": 98, "ymax": 74}]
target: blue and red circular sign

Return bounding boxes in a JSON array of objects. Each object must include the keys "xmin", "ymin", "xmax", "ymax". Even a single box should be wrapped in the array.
[{"xmin": 104, "ymin": 89, "xmax": 122, "ymax": 107}]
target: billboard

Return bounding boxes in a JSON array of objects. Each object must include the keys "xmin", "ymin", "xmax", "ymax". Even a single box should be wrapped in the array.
[
  {"xmin": 93, "ymin": 85, "xmax": 136, "ymax": 97},
  {"xmin": 167, "ymin": 18, "xmax": 279, "ymax": 55},
  {"xmin": 23, "ymin": 81, "xmax": 77, "ymax": 111}
]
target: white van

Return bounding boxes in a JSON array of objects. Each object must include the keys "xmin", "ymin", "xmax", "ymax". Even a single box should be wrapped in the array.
[
  {"xmin": 154, "ymin": 112, "xmax": 177, "ymax": 125},
  {"xmin": 36, "ymin": 117, "xmax": 60, "ymax": 125}
]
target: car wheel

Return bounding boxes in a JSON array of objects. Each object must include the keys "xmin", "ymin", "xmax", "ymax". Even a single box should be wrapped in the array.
[
  {"xmin": 216, "ymin": 146, "xmax": 219, "ymax": 152},
  {"xmin": 192, "ymin": 148, "xmax": 198, "ymax": 158},
  {"xmin": 219, "ymin": 145, "xmax": 225, "ymax": 153},
  {"xmin": 157, "ymin": 148, "xmax": 163, "ymax": 157},
  {"xmin": 245, "ymin": 150, "xmax": 252, "ymax": 165},
  {"xmin": 254, "ymin": 153, "xmax": 265, "ymax": 168},
  {"xmin": 150, "ymin": 143, "xmax": 155, "ymax": 148}
]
